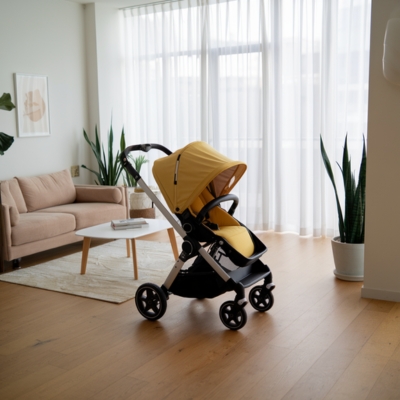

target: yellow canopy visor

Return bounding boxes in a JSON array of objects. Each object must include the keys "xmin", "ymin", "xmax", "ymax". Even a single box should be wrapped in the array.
[{"xmin": 153, "ymin": 141, "xmax": 247, "ymax": 213}]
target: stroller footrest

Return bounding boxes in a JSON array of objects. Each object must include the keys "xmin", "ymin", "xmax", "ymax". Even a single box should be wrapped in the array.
[
  {"xmin": 239, "ymin": 270, "xmax": 272, "ymax": 288},
  {"xmin": 228, "ymin": 260, "xmax": 272, "ymax": 288}
]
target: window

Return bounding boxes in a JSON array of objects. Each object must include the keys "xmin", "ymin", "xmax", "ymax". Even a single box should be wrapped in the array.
[{"xmin": 121, "ymin": 0, "xmax": 371, "ymax": 236}]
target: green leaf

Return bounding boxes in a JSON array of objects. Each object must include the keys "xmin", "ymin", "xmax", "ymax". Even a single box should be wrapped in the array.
[
  {"xmin": 341, "ymin": 136, "xmax": 355, "ymax": 242},
  {"xmin": 119, "ymin": 129, "xmax": 148, "ymax": 187},
  {"xmin": 0, "ymin": 93, "xmax": 15, "ymax": 111},
  {"xmin": 81, "ymin": 164, "xmax": 102, "ymax": 184},
  {"xmin": 320, "ymin": 136, "xmax": 345, "ymax": 242},
  {"xmin": 120, "ymin": 127, "xmax": 126, "ymax": 152},
  {"xmin": 0, "ymin": 132, "xmax": 14, "ymax": 155},
  {"xmin": 349, "ymin": 136, "xmax": 367, "ymax": 243}
]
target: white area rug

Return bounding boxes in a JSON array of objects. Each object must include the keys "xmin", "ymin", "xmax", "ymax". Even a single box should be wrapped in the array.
[{"xmin": 0, "ymin": 240, "xmax": 175, "ymax": 303}]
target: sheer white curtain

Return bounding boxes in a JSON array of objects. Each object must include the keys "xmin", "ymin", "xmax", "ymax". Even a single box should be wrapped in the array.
[{"xmin": 121, "ymin": 0, "xmax": 371, "ymax": 236}]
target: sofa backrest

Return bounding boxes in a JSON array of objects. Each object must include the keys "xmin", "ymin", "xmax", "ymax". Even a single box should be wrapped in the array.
[{"xmin": 16, "ymin": 169, "xmax": 76, "ymax": 212}]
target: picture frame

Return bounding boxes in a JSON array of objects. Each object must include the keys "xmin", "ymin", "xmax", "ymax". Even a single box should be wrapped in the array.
[{"xmin": 14, "ymin": 73, "xmax": 50, "ymax": 137}]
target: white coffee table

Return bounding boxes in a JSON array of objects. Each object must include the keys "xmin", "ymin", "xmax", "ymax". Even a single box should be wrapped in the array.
[{"xmin": 76, "ymin": 219, "xmax": 179, "ymax": 280}]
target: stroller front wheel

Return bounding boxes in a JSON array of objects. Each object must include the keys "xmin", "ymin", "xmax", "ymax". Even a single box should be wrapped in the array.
[
  {"xmin": 249, "ymin": 285, "xmax": 274, "ymax": 312},
  {"xmin": 135, "ymin": 283, "xmax": 167, "ymax": 321},
  {"xmin": 219, "ymin": 301, "xmax": 247, "ymax": 330}
]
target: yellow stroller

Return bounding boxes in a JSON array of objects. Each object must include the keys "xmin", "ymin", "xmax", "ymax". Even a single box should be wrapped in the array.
[{"xmin": 121, "ymin": 141, "xmax": 275, "ymax": 330}]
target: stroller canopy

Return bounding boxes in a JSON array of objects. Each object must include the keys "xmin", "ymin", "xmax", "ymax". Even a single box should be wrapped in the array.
[{"xmin": 153, "ymin": 141, "xmax": 247, "ymax": 213}]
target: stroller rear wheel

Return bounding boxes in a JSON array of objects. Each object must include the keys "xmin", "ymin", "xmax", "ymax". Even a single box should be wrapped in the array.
[
  {"xmin": 135, "ymin": 283, "xmax": 167, "ymax": 321},
  {"xmin": 219, "ymin": 301, "xmax": 247, "ymax": 330},
  {"xmin": 249, "ymin": 285, "xmax": 274, "ymax": 312}
]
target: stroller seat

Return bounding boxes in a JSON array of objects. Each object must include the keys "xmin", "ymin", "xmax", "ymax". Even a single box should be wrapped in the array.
[{"xmin": 189, "ymin": 188, "xmax": 255, "ymax": 258}]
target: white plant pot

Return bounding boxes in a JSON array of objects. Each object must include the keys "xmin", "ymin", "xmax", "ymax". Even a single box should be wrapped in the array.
[
  {"xmin": 130, "ymin": 191, "xmax": 152, "ymax": 210},
  {"xmin": 331, "ymin": 237, "xmax": 364, "ymax": 281},
  {"xmin": 128, "ymin": 187, "xmax": 161, "ymax": 218}
]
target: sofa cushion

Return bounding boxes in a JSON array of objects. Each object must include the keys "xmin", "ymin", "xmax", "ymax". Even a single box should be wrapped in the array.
[
  {"xmin": 40, "ymin": 203, "xmax": 126, "ymax": 230},
  {"xmin": 76, "ymin": 186, "xmax": 122, "ymax": 204},
  {"xmin": 17, "ymin": 169, "xmax": 76, "ymax": 212},
  {"xmin": 11, "ymin": 212, "xmax": 76, "ymax": 246},
  {"xmin": 8, "ymin": 178, "xmax": 28, "ymax": 213}
]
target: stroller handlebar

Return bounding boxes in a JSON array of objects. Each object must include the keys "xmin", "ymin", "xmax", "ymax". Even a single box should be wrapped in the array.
[
  {"xmin": 122, "ymin": 143, "xmax": 172, "ymax": 157},
  {"xmin": 195, "ymin": 193, "xmax": 239, "ymax": 224},
  {"xmin": 120, "ymin": 143, "xmax": 172, "ymax": 181}
]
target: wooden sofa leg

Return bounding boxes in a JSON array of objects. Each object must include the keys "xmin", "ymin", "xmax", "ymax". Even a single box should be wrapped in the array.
[{"xmin": 12, "ymin": 258, "xmax": 21, "ymax": 270}]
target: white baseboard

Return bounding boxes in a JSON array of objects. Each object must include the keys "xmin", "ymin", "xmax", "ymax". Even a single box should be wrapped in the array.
[{"xmin": 361, "ymin": 286, "xmax": 400, "ymax": 302}]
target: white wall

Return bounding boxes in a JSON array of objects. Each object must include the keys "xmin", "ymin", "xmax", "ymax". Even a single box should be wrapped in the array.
[
  {"xmin": 0, "ymin": 0, "xmax": 92, "ymax": 183},
  {"xmin": 362, "ymin": 0, "xmax": 400, "ymax": 301},
  {"xmin": 0, "ymin": 0, "xmax": 134, "ymax": 185},
  {"xmin": 85, "ymin": 3, "xmax": 125, "ymax": 148}
]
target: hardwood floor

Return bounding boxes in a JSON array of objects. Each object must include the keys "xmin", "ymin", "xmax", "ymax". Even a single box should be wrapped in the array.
[{"xmin": 1, "ymin": 231, "xmax": 399, "ymax": 399}]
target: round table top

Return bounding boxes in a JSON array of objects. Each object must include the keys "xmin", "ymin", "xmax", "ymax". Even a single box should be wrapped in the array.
[{"xmin": 75, "ymin": 219, "xmax": 173, "ymax": 240}]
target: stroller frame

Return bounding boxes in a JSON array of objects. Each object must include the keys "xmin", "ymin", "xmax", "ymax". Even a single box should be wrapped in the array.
[{"xmin": 121, "ymin": 143, "xmax": 275, "ymax": 330}]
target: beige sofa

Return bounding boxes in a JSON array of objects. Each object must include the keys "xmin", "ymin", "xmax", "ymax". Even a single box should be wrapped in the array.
[{"xmin": 0, "ymin": 169, "xmax": 127, "ymax": 272}]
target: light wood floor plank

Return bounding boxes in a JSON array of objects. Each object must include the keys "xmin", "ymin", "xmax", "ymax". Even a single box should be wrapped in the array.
[{"xmin": 366, "ymin": 359, "xmax": 400, "ymax": 400}]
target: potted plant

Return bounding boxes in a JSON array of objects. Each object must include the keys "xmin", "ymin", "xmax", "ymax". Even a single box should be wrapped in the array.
[
  {"xmin": 0, "ymin": 93, "xmax": 15, "ymax": 155},
  {"xmin": 119, "ymin": 130, "xmax": 157, "ymax": 218},
  {"xmin": 119, "ymin": 130, "xmax": 148, "ymax": 188},
  {"xmin": 320, "ymin": 135, "xmax": 367, "ymax": 281},
  {"xmin": 81, "ymin": 122, "xmax": 123, "ymax": 186}
]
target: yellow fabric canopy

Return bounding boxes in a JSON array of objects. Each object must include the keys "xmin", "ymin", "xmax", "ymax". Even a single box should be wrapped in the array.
[{"xmin": 153, "ymin": 141, "xmax": 247, "ymax": 213}]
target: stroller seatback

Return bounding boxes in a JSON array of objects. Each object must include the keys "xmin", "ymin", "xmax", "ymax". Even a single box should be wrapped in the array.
[{"xmin": 189, "ymin": 189, "xmax": 255, "ymax": 258}]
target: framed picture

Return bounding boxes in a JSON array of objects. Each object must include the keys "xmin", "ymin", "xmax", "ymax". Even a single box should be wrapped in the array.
[{"xmin": 14, "ymin": 73, "xmax": 50, "ymax": 137}]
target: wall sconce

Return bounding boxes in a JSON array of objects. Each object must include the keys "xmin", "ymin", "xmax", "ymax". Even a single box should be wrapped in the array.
[{"xmin": 383, "ymin": 14, "xmax": 400, "ymax": 85}]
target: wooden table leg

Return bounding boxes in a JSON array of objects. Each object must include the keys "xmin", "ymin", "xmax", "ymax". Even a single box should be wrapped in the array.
[
  {"xmin": 126, "ymin": 239, "xmax": 130, "ymax": 257},
  {"xmin": 80, "ymin": 237, "xmax": 91, "ymax": 274},
  {"xmin": 167, "ymin": 228, "xmax": 179, "ymax": 260},
  {"xmin": 130, "ymin": 238, "xmax": 139, "ymax": 280}
]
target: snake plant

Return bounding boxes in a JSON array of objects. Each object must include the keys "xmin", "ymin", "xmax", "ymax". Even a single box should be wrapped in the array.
[
  {"xmin": 0, "ymin": 93, "xmax": 15, "ymax": 155},
  {"xmin": 119, "ymin": 130, "xmax": 148, "ymax": 187},
  {"xmin": 81, "ymin": 123, "xmax": 123, "ymax": 185},
  {"xmin": 320, "ymin": 135, "xmax": 367, "ymax": 244}
]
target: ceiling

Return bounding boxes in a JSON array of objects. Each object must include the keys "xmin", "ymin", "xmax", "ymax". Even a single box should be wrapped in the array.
[{"xmin": 64, "ymin": 0, "xmax": 155, "ymax": 8}]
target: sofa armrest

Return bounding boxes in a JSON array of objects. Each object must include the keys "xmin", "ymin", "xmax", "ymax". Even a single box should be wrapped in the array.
[
  {"xmin": 75, "ymin": 185, "xmax": 127, "ymax": 207},
  {"xmin": 1, "ymin": 204, "xmax": 12, "ymax": 261}
]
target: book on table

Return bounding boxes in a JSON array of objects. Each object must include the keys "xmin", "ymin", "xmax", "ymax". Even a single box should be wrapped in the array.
[{"xmin": 111, "ymin": 218, "xmax": 149, "ymax": 230}]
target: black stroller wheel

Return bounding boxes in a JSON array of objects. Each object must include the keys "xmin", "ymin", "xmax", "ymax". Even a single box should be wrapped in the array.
[
  {"xmin": 219, "ymin": 301, "xmax": 247, "ymax": 330},
  {"xmin": 135, "ymin": 283, "xmax": 167, "ymax": 321},
  {"xmin": 249, "ymin": 285, "xmax": 274, "ymax": 312}
]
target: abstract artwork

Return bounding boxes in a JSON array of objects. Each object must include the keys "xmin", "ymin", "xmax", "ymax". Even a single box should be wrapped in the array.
[{"xmin": 14, "ymin": 73, "xmax": 50, "ymax": 137}]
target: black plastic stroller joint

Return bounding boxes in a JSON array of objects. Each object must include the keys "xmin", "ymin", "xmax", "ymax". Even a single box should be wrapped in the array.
[
  {"xmin": 227, "ymin": 280, "xmax": 247, "ymax": 308},
  {"xmin": 160, "ymin": 284, "xmax": 170, "ymax": 299},
  {"xmin": 180, "ymin": 236, "xmax": 201, "ymax": 261},
  {"xmin": 266, "ymin": 283, "xmax": 276, "ymax": 290}
]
